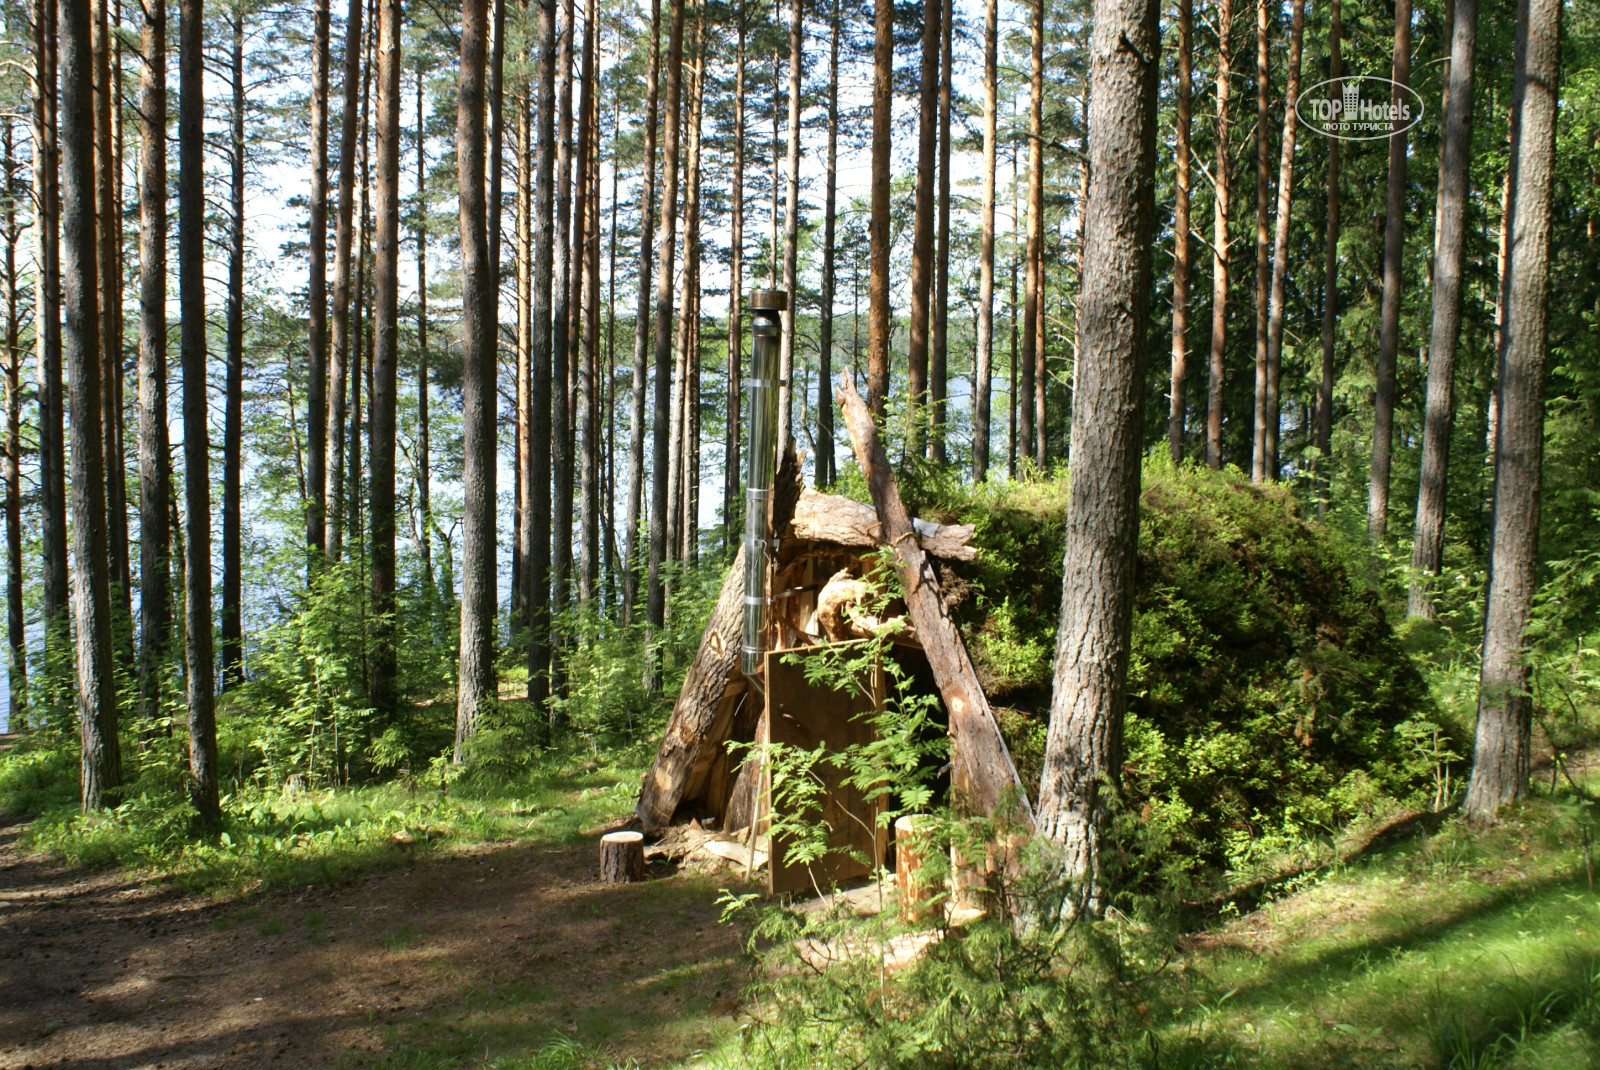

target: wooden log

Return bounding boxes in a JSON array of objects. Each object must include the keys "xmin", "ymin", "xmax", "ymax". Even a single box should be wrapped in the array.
[
  {"xmin": 599, "ymin": 831, "xmax": 646, "ymax": 883},
  {"xmin": 836, "ymin": 372, "xmax": 1035, "ymax": 829},
  {"xmin": 637, "ymin": 446, "xmax": 804, "ymax": 829},
  {"xmin": 895, "ymin": 815, "xmax": 935, "ymax": 921},
  {"xmin": 791, "ymin": 489, "xmax": 977, "ymax": 561}
]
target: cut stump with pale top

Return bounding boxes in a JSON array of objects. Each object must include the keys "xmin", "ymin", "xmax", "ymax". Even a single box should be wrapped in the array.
[{"xmin": 599, "ymin": 831, "xmax": 646, "ymax": 884}]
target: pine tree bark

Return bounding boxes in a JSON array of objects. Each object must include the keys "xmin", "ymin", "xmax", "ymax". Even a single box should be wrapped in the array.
[
  {"xmin": 815, "ymin": 0, "xmax": 839, "ymax": 488},
  {"xmin": 453, "ymin": 0, "xmax": 499, "ymax": 759},
  {"xmin": 647, "ymin": 0, "xmax": 687, "ymax": 641},
  {"xmin": 515, "ymin": 34, "xmax": 533, "ymax": 639},
  {"xmin": 865, "ymin": 0, "xmax": 891, "ymax": 419},
  {"xmin": 1168, "ymin": 0, "xmax": 1193, "ymax": 462},
  {"xmin": 415, "ymin": 67, "xmax": 433, "ymax": 589},
  {"xmin": 1408, "ymin": 0, "xmax": 1478, "ymax": 619},
  {"xmin": 1462, "ymin": 0, "xmax": 1560, "ymax": 822},
  {"xmin": 1204, "ymin": 0, "xmax": 1233, "ymax": 471},
  {"xmin": 93, "ymin": 0, "xmax": 131, "ymax": 646},
  {"xmin": 369, "ymin": 0, "xmax": 401, "ymax": 719},
  {"xmin": 33, "ymin": 0, "xmax": 69, "ymax": 657},
  {"xmin": 222, "ymin": 8, "xmax": 245, "ymax": 689},
  {"xmin": 1367, "ymin": 0, "xmax": 1412, "ymax": 539},
  {"xmin": 906, "ymin": 0, "xmax": 940, "ymax": 452},
  {"xmin": 178, "ymin": 0, "xmax": 217, "ymax": 824},
  {"xmin": 4, "ymin": 122, "xmax": 24, "ymax": 728},
  {"xmin": 1036, "ymin": 0, "xmax": 1160, "ymax": 899},
  {"xmin": 1020, "ymin": 0, "xmax": 1043, "ymax": 465},
  {"xmin": 1316, "ymin": 0, "xmax": 1341, "ymax": 510},
  {"xmin": 576, "ymin": 0, "xmax": 600, "ymax": 605},
  {"xmin": 527, "ymin": 0, "xmax": 558, "ymax": 704},
  {"xmin": 138, "ymin": 0, "xmax": 172, "ymax": 727},
  {"xmin": 625, "ymin": 0, "xmax": 661, "ymax": 621},
  {"xmin": 327, "ymin": 0, "xmax": 365, "ymax": 561},
  {"xmin": 1249, "ymin": 0, "xmax": 1271, "ymax": 482},
  {"xmin": 930, "ymin": 0, "xmax": 952, "ymax": 463},
  {"xmin": 551, "ymin": 0, "xmax": 575, "ymax": 661},
  {"xmin": 62, "ymin": 0, "xmax": 122, "ymax": 808},
  {"xmin": 1262, "ymin": 0, "xmax": 1304, "ymax": 484},
  {"xmin": 777, "ymin": 0, "xmax": 802, "ymax": 459},
  {"xmin": 972, "ymin": 0, "xmax": 998, "ymax": 481},
  {"xmin": 307, "ymin": 0, "xmax": 331, "ymax": 559}
]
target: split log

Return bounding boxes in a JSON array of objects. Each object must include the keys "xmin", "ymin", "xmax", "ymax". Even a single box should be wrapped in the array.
[
  {"xmin": 836, "ymin": 372, "xmax": 1035, "ymax": 830},
  {"xmin": 791, "ymin": 489, "xmax": 977, "ymax": 562},
  {"xmin": 599, "ymin": 831, "xmax": 646, "ymax": 883},
  {"xmin": 637, "ymin": 446, "xmax": 804, "ymax": 829}
]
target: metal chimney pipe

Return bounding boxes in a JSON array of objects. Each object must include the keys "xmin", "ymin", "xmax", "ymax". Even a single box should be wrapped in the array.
[{"xmin": 742, "ymin": 289, "xmax": 787, "ymax": 676}]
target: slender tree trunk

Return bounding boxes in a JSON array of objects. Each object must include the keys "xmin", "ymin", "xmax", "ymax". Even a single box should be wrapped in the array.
[
  {"xmin": 368, "ymin": 0, "xmax": 400, "ymax": 718},
  {"xmin": 221, "ymin": 8, "xmax": 245, "ymax": 689},
  {"xmin": 177, "ymin": 0, "xmax": 216, "ymax": 824},
  {"xmin": 528, "ymin": 0, "xmax": 558, "ymax": 705},
  {"xmin": 551, "ymin": 0, "xmax": 575, "ymax": 665},
  {"xmin": 516, "ymin": 36, "xmax": 533, "ymax": 638},
  {"xmin": 815, "ymin": 0, "xmax": 839, "ymax": 488},
  {"xmin": 4, "ymin": 123, "xmax": 24, "ymax": 728},
  {"xmin": 138, "ymin": 0, "xmax": 171, "ymax": 727},
  {"xmin": 1205, "ymin": 0, "xmax": 1233, "ymax": 470},
  {"xmin": 1462, "ymin": 0, "xmax": 1560, "ymax": 822},
  {"xmin": 33, "ymin": 0, "xmax": 68, "ymax": 659},
  {"xmin": 1020, "ymin": 0, "xmax": 1043, "ymax": 466},
  {"xmin": 307, "ymin": 0, "xmax": 331, "ymax": 560},
  {"xmin": 1037, "ymin": 0, "xmax": 1160, "ymax": 898},
  {"xmin": 1262, "ymin": 0, "xmax": 1304, "ymax": 483},
  {"xmin": 930, "ymin": 0, "xmax": 953, "ymax": 463},
  {"xmin": 1409, "ymin": 0, "xmax": 1478, "ymax": 618},
  {"xmin": 865, "ymin": 0, "xmax": 891, "ymax": 419},
  {"xmin": 647, "ymin": 0, "xmax": 686, "ymax": 644},
  {"xmin": 62, "ymin": 0, "xmax": 122, "ymax": 808},
  {"xmin": 1367, "ymin": 0, "xmax": 1412, "ymax": 539},
  {"xmin": 1009, "ymin": 171, "xmax": 1018, "ymax": 479},
  {"xmin": 1168, "ymin": 0, "xmax": 1193, "ymax": 461},
  {"xmin": 489, "ymin": 0, "xmax": 506, "ymax": 283},
  {"xmin": 415, "ymin": 67, "xmax": 432, "ymax": 589},
  {"xmin": 625, "ymin": 0, "xmax": 661, "ymax": 621},
  {"xmin": 327, "ymin": 0, "xmax": 365, "ymax": 561},
  {"xmin": 1249, "ymin": 0, "xmax": 1270, "ymax": 481},
  {"xmin": 1316, "ymin": 0, "xmax": 1340, "ymax": 511},
  {"xmin": 93, "ymin": 0, "xmax": 131, "ymax": 651},
  {"xmin": 905, "ymin": 0, "xmax": 939, "ymax": 453},
  {"xmin": 577, "ymin": 0, "xmax": 600, "ymax": 606},
  {"xmin": 776, "ymin": 0, "xmax": 802, "ymax": 458},
  {"xmin": 453, "ymin": 0, "xmax": 498, "ymax": 759},
  {"xmin": 722, "ymin": 2, "xmax": 744, "ymax": 536},
  {"xmin": 972, "ymin": 0, "xmax": 998, "ymax": 481}
]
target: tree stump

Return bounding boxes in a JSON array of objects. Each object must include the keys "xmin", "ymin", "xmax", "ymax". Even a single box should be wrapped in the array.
[
  {"xmin": 895, "ymin": 815, "xmax": 935, "ymax": 921},
  {"xmin": 599, "ymin": 831, "xmax": 646, "ymax": 884}
]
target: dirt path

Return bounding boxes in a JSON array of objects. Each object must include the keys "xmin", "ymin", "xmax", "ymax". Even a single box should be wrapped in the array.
[{"xmin": 0, "ymin": 814, "xmax": 747, "ymax": 1069}]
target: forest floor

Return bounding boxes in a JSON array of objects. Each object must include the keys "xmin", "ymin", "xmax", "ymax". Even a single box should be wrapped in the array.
[{"xmin": 0, "ymin": 805, "xmax": 751, "ymax": 1070}]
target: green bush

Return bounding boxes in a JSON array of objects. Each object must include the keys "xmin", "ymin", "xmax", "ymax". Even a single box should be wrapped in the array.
[{"xmin": 898, "ymin": 457, "xmax": 1440, "ymax": 881}]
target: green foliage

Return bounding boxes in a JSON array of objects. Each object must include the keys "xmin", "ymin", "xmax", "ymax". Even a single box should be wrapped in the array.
[{"xmin": 902, "ymin": 458, "xmax": 1439, "ymax": 883}]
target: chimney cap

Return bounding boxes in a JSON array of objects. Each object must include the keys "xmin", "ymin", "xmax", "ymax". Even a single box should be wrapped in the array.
[{"xmin": 749, "ymin": 289, "xmax": 788, "ymax": 311}]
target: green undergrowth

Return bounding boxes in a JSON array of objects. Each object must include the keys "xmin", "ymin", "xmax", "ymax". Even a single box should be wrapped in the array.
[
  {"xmin": 874, "ymin": 455, "xmax": 1441, "ymax": 888},
  {"xmin": 0, "ymin": 734, "xmax": 649, "ymax": 895}
]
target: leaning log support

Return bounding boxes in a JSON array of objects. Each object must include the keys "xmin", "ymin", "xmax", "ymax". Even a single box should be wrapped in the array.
[{"xmin": 837, "ymin": 372, "xmax": 1035, "ymax": 829}]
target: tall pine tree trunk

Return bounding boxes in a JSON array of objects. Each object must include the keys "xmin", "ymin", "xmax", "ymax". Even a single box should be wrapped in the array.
[
  {"xmin": 1168, "ymin": 0, "xmax": 1192, "ymax": 461},
  {"xmin": 369, "ymin": 0, "xmax": 401, "ymax": 718},
  {"xmin": 1262, "ymin": 0, "xmax": 1304, "ymax": 483},
  {"xmin": 625, "ymin": 0, "xmax": 661, "ymax": 620},
  {"xmin": 1409, "ymin": 0, "xmax": 1478, "ymax": 618},
  {"xmin": 551, "ymin": 0, "xmax": 575, "ymax": 669},
  {"xmin": 1205, "ymin": 0, "xmax": 1233, "ymax": 471},
  {"xmin": 516, "ymin": 34, "xmax": 533, "ymax": 640},
  {"xmin": 138, "ymin": 0, "xmax": 172, "ymax": 726},
  {"xmin": 1367, "ymin": 0, "xmax": 1412, "ymax": 539},
  {"xmin": 453, "ymin": 0, "xmax": 498, "ymax": 759},
  {"xmin": 930, "ymin": 0, "xmax": 952, "ymax": 463},
  {"xmin": 777, "ymin": 0, "xmax": 802, "ymax": 458},
  {"xmin": 4, "ymin": 122, "xmax": 24, "ymax": 727},
  {"xmin": 327, "ymin": 0, "xmax": 365, "ymax": 561},
  {"xmin": 906, "ymin": 0, "xmax": 939, "ymax": 452},
  {"xmin": 178, "ymin": 0, "xmax": 216, "ymax": 824},
  {"xmin": 1038, "ymin": 0, "xmax": 1160, "ymax": 898},
  {"xmin": 307, "ymin": 0, "xmax": 331, "ymax": 559},
  {"xmin": 722, "ymin": 1, "xmax": 743, "ymax": 533},
  {"xmin": 865, "ymin": 0, "xmax": 891, "ymax": 419},
  {"xmin": 1020, "ymin": 0, "xmax": 1043, "ymax": 465},
  {"xmin": 1316, "ymin": 0, "xmax": 1341, "ymax": 511},
  {"xmin": 972, "ymin": 0, "xmax": 998, "ymax": 481},
  {"xmin": 415, "ymin": 67, "xmax": 432, "ymax": 589},
  {"xmin": 1462, "ymin": 0, "xmax": 1560, "ymax": 822},
  {"xmin": 222, "ymin": 7, "xmax": 245, "ymax": 689},
  {"xmin": 1249, "ymin": 0, "xmax": 1271, "ymax": 481},
  {"xmin": 815, "ymin": 0, "xmax": 839, "ymax": 488},
  {"xmin": 576, "ymin": 0, "xmax": 600, "ymax": 606},
  {"xmin": 528, "ymin": 0, "xmax": 558, "ymax": 704}
]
